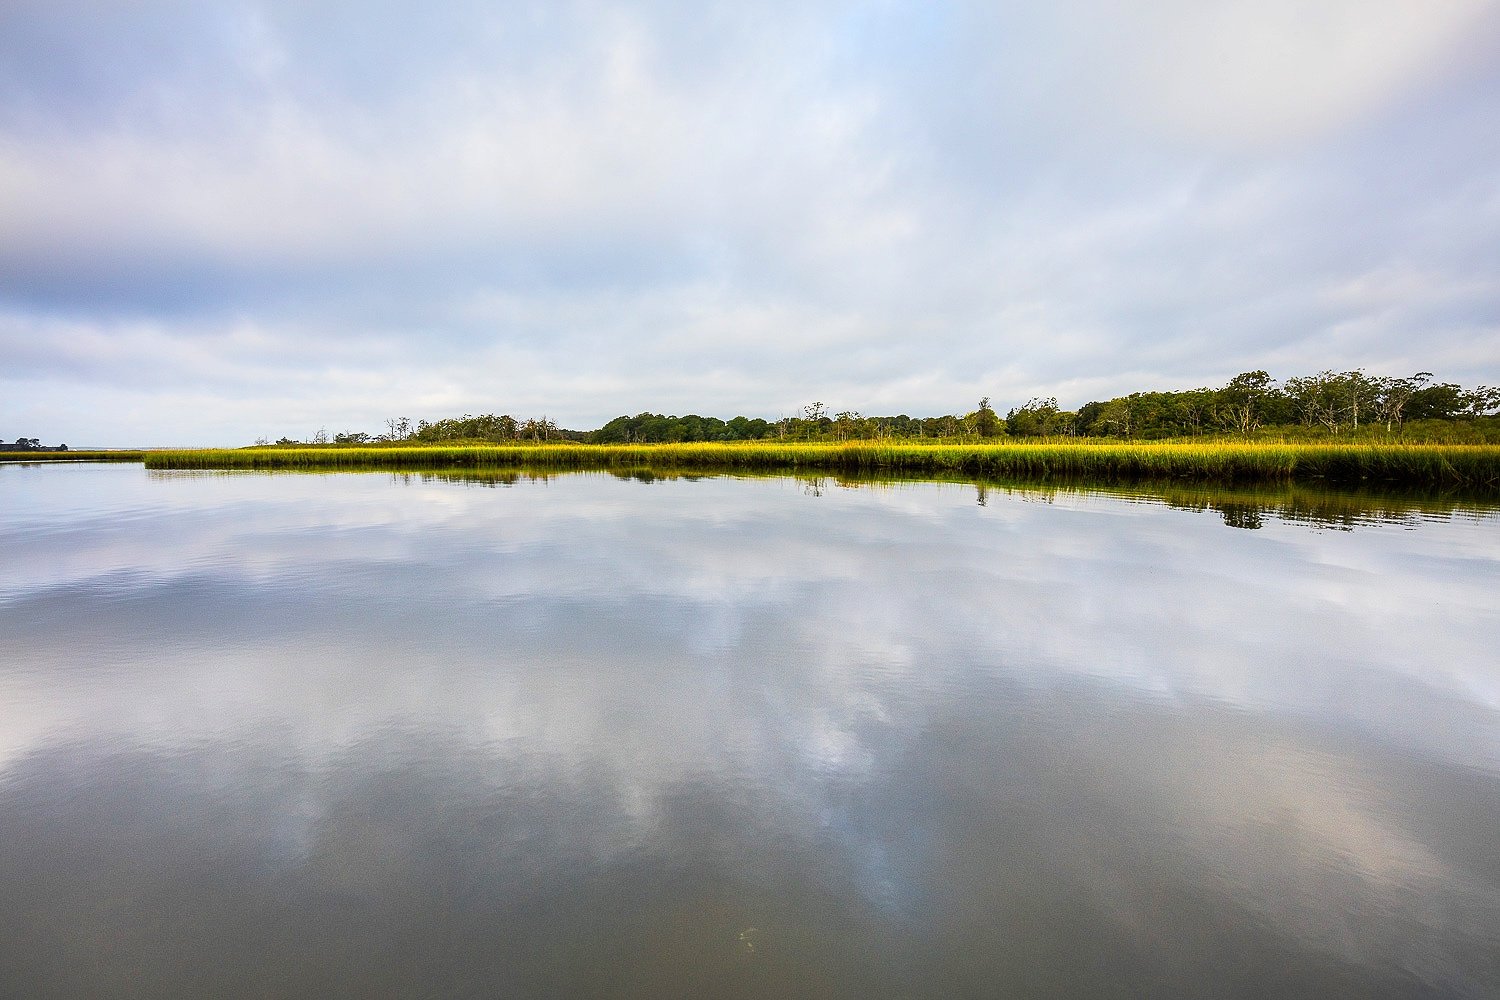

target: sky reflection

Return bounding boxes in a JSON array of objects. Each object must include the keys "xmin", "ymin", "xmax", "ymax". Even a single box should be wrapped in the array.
[{"xmin": 1, "ymin": 464, "xmax": 1497, "ymax": 997}]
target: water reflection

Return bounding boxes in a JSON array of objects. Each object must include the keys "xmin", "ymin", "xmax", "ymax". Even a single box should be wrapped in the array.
[
  {"xmin": 132, "ymin": 465, "xmax": 1500, "ymax": 534},
  {"xmin": 310, "ymin": 466, "xmax": 1498, "ymax": 531},
  {"xmin": 1, "ymin": 464, "xmax": 1497, "ymax": 998}
]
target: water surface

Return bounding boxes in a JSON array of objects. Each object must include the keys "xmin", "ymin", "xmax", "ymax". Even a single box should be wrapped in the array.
[{"xmin": 2, "ymin": 464, "xmax": 1498, "ymax": 998}]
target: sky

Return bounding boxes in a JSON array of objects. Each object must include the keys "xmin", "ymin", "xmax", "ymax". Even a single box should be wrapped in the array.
[{"xmin": 2, "ymin": 1, "xmax": 1499, "ymax": 446}]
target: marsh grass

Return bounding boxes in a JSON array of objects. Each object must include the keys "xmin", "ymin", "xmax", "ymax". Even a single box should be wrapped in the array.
[
  {"xmin": 139, "ymin": 440, "xmax": 1500, "ymax": 489},
  {"xmin": 0, "ymin": 451, "xmax": 145, "ymax": 463}
]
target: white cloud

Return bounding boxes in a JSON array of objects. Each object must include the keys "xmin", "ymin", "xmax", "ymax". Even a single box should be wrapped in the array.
[
  {"xmin": 1, "ymin": 1, "xmax": 1498, "ymax": 443},
  {"xmin": 1098, "ymin": 0, "xmax": 1498, "ymax": 146}
]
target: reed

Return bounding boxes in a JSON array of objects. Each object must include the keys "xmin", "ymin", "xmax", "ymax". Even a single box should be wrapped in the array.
[{"xmin": 139, "ymin": 441, "xmax": 1500, "ymax": 489}]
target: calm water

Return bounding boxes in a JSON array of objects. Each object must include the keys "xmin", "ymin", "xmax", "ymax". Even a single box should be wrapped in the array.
[{"xmin": 2, "ymin": 463, "xmax": 1498, "ymax": 998}]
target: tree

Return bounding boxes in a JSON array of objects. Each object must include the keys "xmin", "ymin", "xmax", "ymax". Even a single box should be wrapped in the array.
[
  {"xmin": 1284, "ymin": 371, "xmax": 1345, "ymax": 433},
  {"xmin": 519, "ymin": 416, "xmax": 558, "ymax": 441},
  {"xmin": 972, "ymin": 397, "xmax": 1001, "ymax": 437},
  {"xmin": 1074, "ymin": 401, "xmax": 1105, "ymax": 435},
  {"xmin": 1464, "ymin": 385, "xmax": 1500, "ymax": 418},
  {"xmin": 1371, "ymin": 372, "xmax": 1428, "ymax": 431},
  {"xmin": 1095, "ymin": 397, "xmax": 1136, "ymax": 437},
  {"xmin": 832, "ymin": 411, "xmax": 863, "ymax": 441},
  {"xmin": 1338, "ymin": 370, "xmax": 1378, "ymax": 430},
  {"xmin": 1006, "ymin": 397, "xmax": 1061, "ymax": 437},
  {"xmin": 1219, "ymin": 371, "xmax": 1274, "ymax": 435},
  {"xmin": 1179, "ymin": 388, "xmax": 1215, "ymax": 436},
  {"xmin": 1408, "ymin": 381, "xmax": 1467, "ymax": 421}
]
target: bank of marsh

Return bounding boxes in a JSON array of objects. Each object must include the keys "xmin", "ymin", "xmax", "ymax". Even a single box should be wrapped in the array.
[
  {"xmin": 0, "ymin": 451, "xmax": 145, "ymax": 463},
  {"xmin": 141, "ymin": 440, "xmax": 1500, "ymax": 488}
]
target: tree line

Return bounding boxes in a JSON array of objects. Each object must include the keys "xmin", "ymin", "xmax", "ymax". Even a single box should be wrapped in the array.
[
  {"xmin": 1063, "ymin": 370, "xmax": 1498, "ymax": 439},
  {"xmin": 2, "ymin": 437, "xmax": 68, "ymax": 452},
  {"xmin": 261, "ymin": 370, "xmax": 1498, "ymax": 446},
  {"xmin": 261, "ymin": 414, "xmax": 587, "ymax": 447}
]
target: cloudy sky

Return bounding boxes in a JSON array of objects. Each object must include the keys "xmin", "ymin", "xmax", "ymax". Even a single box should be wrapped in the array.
[{"xmin": 3, "ymin": 1, "xmax": 1499, "ymax": 446}]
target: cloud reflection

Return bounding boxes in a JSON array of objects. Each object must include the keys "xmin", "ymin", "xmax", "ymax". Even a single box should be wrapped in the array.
[{"xmin": 1, "ymin": 466, "xmax": 1498, "ymax": 995}]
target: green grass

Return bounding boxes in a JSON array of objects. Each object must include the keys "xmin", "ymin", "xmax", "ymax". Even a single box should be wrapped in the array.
[
  {"xmin": 0, "ymin": 451, "xmax": 146, "ymax": 463},
  {"xmin": 139, "ymin": 440, "xmax": 1500, "ymax": 489}
]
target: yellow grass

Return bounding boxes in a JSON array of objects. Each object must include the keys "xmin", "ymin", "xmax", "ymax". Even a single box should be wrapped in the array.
[{"xmin": 140, "ymin": 440, "xmax": 1500, "ymax": 488}]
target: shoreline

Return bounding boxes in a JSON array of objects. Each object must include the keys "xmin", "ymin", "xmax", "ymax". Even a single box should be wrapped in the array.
[{"xmin": 131, "ymin": 441, "xmax": 1500, "ymax": 490}]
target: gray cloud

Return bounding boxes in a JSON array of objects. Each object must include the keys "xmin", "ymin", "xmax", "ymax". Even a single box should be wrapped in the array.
[{"xmin": 2, "ymin": 1, "xmax": 1499, "ymax": 444}]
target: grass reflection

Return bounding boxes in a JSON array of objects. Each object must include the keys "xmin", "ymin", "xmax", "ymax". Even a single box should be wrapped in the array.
[{"xmin": 143, "ymin": 465, "xmax": 1500, "ymax": 531}]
